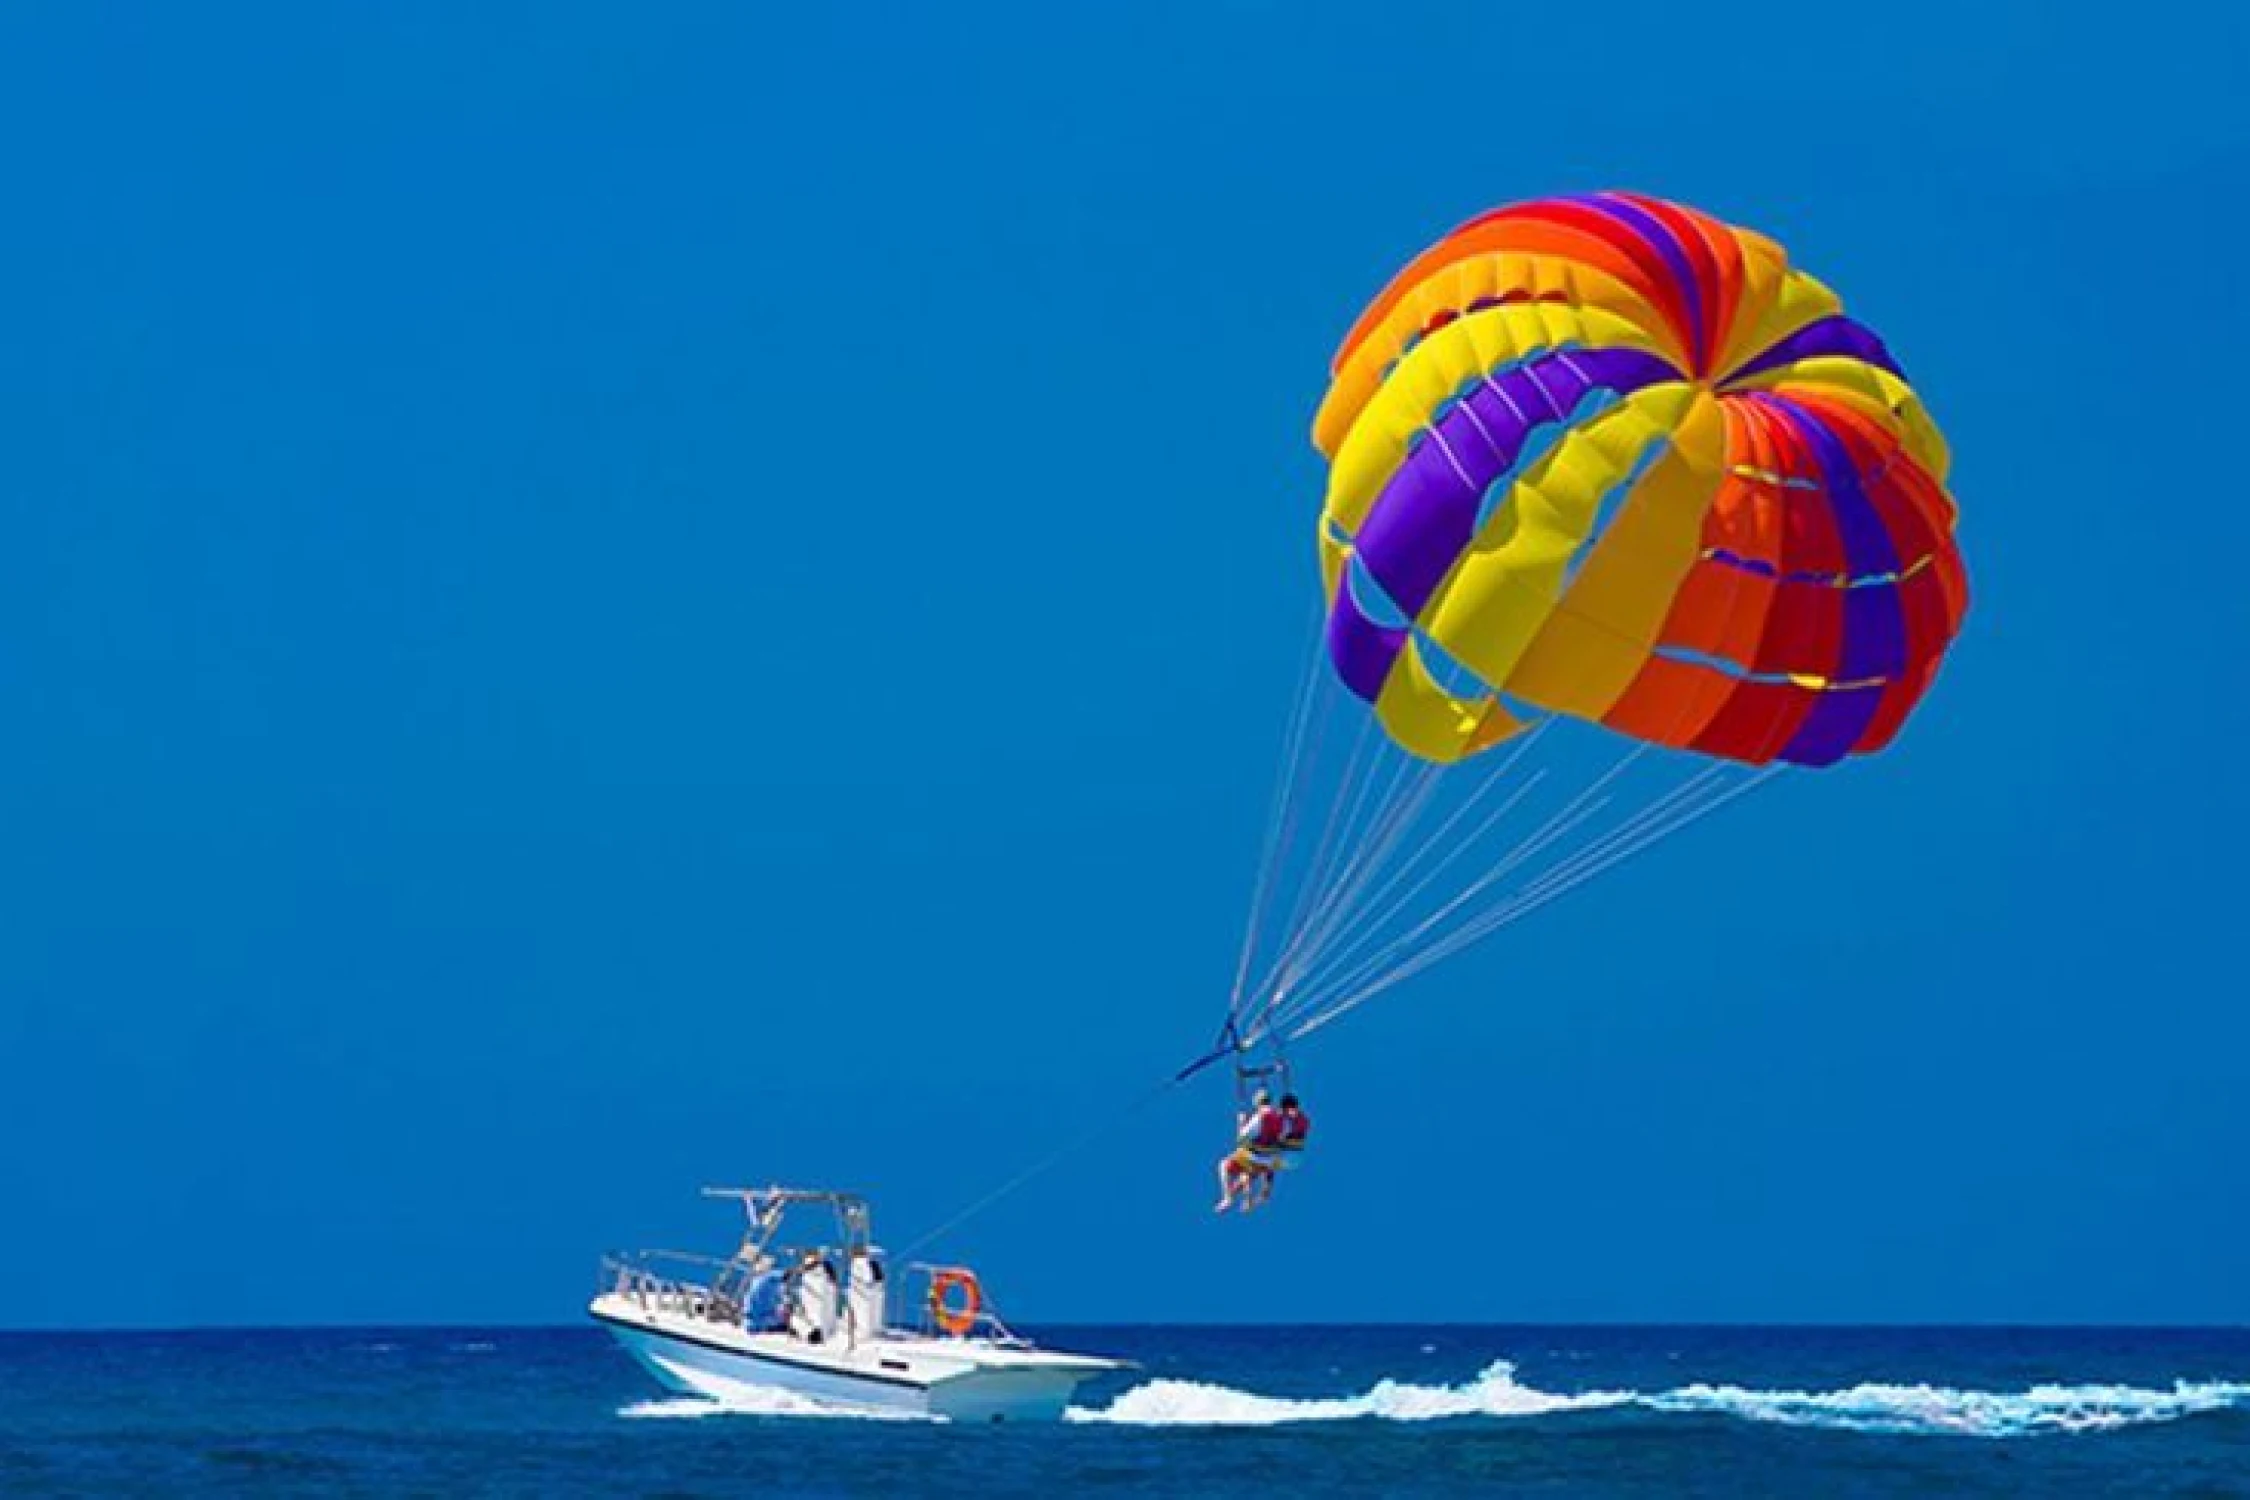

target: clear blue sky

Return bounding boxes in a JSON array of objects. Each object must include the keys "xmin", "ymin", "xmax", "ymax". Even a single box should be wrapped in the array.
[{"xmin": 3, "ymin": 1, "xmax": 2245, "ymax": 1330}]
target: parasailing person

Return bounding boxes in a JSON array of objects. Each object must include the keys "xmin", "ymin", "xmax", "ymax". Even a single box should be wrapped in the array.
[
  {"xmin": 1213, "ymin": 1088, "xmax": 1281, "ymax": 1213},
  {"xmin": 1241, "ymin": 1093, "xmax": 1313, "ymax": 1212}
]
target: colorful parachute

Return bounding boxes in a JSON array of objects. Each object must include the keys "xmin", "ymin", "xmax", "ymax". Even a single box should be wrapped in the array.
[
  {"xmin": 1205, "ymin": 193, "xmax": 1970, "ymax": 1068},
  {"xmin": 1313, "ymin": 192, "xmax": 1968, "ymax": 768}
]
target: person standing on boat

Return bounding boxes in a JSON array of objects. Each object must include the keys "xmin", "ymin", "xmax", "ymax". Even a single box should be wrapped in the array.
[
  {"xmin": 789, "ymin": 1250, "xmax": 841, "ymax": 1343},
  {"xmin": 742, "ymin": 1258, "xmax": 788, "ymax": 1332}
]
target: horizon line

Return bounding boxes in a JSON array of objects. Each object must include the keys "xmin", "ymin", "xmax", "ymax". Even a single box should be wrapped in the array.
[{"xmin": 6, "ymin": 1317, "xmax": 2247, "ymax": 1337}]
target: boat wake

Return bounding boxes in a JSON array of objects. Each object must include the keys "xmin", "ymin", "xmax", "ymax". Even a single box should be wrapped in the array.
[
  {"xmin": 615, "ymin": 1360, "xmax": 2250, "ymax": 1438},
  {"xmin": 1641, "ymin": 1377, "xmax": 2250, "ymax": 1436},
  {"xmin": 1067, "ymin": 1360, "xmax": 1627, "ymax": 1426},
  {"xmin": 1064, "ymin": 1361, "xmax": 2250, "ymax": 1439},
  {"xmin": 619, "ymin": 1392, "xmax": 934, "ymax": 1422}
]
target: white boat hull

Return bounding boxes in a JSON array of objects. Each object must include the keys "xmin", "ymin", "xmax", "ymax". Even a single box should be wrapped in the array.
[{"xmin": 591, "ymin": 1294, "xmax": 1114, "ymax": 1422}]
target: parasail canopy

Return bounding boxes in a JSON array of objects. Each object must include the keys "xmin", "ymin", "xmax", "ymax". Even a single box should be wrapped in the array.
[
  {"xmin": 1210, "ymin": 192, "xmax": 1970, "ymax": 1071},
  {"xmin": 1314, "ymin": 192, "xmax": 1967, "ymax": 771}
]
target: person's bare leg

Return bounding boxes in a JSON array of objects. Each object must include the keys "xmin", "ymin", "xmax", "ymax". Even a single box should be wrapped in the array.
[{"xmin": 1213, "ymin": 1158, "xmax": 1236, "ymax": 1212}]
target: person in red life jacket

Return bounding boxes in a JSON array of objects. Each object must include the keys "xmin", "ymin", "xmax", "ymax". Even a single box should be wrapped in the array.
[
  {"xmin": 1213, "ymin": 1089, "xmax": 1282, "ymax": 1213},
  {"xmin": 1246, "ymin": 1093, "xmax": 1312, "ymax": 1210}
]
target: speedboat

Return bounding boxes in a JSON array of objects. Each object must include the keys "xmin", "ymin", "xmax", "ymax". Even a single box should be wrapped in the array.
[{"xmin": 591, "ymin": 1186, "xmax": 1124, "ymax": 1422}]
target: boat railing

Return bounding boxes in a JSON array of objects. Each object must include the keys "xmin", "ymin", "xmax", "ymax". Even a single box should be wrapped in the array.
[
  {"xmin": 599, "ymin": 1250, "xmax": 751, "ymax": 1326},
  {"xmin": 602, "ymin": 1247, "xmax": 1034, "ymax": 1348},
  {"xmin": 901, "ymin": 1262, "xmax": 1030, "ymax": 1346}
]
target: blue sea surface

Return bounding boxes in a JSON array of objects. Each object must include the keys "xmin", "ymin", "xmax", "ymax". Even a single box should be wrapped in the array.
[{"xmin": 4, "ymin": 1324, "xmax": 2247, "ymax": 1497}]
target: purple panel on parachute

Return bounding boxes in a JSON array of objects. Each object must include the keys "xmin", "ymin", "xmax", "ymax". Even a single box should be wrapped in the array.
[
  {"xmin": 1353, "ymin": 347, "xmax": 1678, "ymax": 621},
  {"xmin": 1842, "ymin": 585, "xmax": 1908, "ymax": 678},
  {"xmin": 1754, "ymin": 394, "xmax": 1906, "ymax": 683},
  {"xmin": 1780, "ymin": 682, "xmax": 1883, "ymax": 767},
  {"xmin": 1324, "ymin": 576, "xmax": 1409, "ymax": 704},
  {"xmin": 1723, "ymin": 315, "xmax": 1905, "ymax": 385}
]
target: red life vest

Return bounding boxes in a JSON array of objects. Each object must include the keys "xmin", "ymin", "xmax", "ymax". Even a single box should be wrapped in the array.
[
  {"xmin": 1250, "ymin": 1107, "xmax": 1285, "ymax": 1148},
  {"xmin": 1280, "ymin": 1107, "xmax": 1310, "ymax": 1147}
]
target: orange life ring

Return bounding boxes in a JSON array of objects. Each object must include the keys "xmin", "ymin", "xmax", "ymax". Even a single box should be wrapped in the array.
[{"xmin": 928, "ymin": 1268, "xmax": 982, "ymax": 1336}]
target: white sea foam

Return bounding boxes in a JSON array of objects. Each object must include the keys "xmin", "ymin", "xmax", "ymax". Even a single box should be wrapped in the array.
[
  {"xmin": 610, "ymin": 1356, "xmax": 2250, "ymax": 1438},
  {"xmin": 1062, "ymin": 1360, "xmax": 2250, "ymax": 1439},
  {"xmin": 1064, "ymin": 1361, "xmax": 1632, "ymax": 1426},
  {"xmin": 618, "ymin": 1391, "xmax": 931, "ymax": 1422},
  {"xmin": 1645, "ymin": 1378, "xmax": 2250, "ymax": 1437}
]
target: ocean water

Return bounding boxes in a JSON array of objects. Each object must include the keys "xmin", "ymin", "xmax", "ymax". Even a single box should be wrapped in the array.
[{"xmin": 4, "ymin": 1325, "xmax": 2248, "ymax": 1497}]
